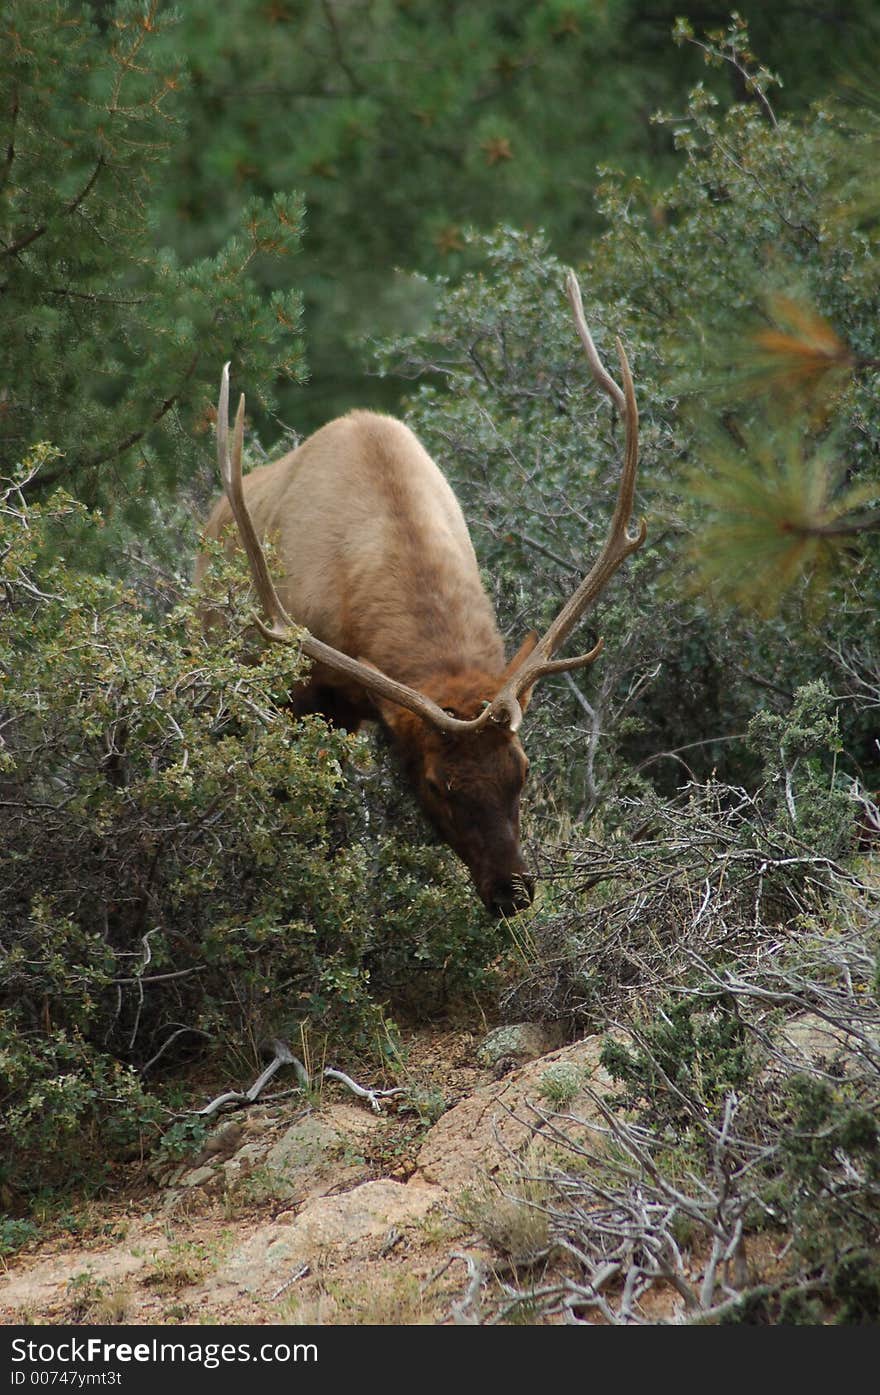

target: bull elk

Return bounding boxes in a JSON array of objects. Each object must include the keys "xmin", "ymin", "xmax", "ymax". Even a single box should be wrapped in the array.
[{"xmin": 199, "ymin": 270, "xmax": 646, "ymax": 916}]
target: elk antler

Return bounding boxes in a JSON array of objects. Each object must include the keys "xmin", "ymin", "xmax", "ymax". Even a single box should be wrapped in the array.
[
  {"xmin": 215, "ymin": 363, "xmax": 499, "ymax": 735},
  {"xmin": 215, "ymin": 268, "xmax": 645, "ymax": 737},
  {"xmin": 484, "ymin": 269, "xmax": 647, "ymax": 729}
]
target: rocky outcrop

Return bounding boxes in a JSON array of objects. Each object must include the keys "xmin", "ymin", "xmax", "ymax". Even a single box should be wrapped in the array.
[
  {"xmin": 0, "ymin": 1027, "xmax": 616, "ymax": 1324},
  {"xmin": 415, "ymin": 1036, "xmax": 614, "ymax": 1189}
]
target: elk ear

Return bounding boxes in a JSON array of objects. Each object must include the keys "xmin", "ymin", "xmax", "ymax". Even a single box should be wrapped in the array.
[{"xmin": 370, "ymin": 693, "xmax": 406, "ymax": 735}]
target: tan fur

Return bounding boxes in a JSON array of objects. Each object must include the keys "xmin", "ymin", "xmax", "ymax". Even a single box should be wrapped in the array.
[
  {"xmin": 198, "ymin": 409, "xmax": 536, "ymax": 915},
  {"xmin": 198, "ymin": 410, "xmax": 505, "ymax": 689}
]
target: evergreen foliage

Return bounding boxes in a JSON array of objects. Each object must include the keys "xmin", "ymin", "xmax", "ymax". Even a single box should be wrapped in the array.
[
  {"xmin": 0, "ymin": 477, "xmax": 493, "ymax": 1196},
  {"xmin": 148, "ymin": 0, "xmax": 880, "ymax": 428},
  {"xmin": 1, "ymin": 0, "xmax": 305, "ymax": 547}
]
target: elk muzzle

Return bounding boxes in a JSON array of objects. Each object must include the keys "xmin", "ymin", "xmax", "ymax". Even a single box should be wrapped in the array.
[
  {"xmin": 485, "ymin": 869, "xmax": 535, "ymax": 919},
  {"xmin": 467, "ymin": 822, "xmax": 535, "ymax": 917}
]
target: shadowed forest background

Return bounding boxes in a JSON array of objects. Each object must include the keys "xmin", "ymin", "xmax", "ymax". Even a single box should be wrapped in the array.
[{"xmin": 2, "ymin": 1, "xmax": 879, "ymax": 1323}]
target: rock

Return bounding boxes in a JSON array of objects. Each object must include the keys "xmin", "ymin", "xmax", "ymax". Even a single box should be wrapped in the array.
[
  {"xmin": 0, "ymin": 1248, "xmax": 156, "ymax": 1320},
  {"xmin": 210, "ymin": 1179, "xmax": 442, "ymax": 1297},
  {"xmin": 260, "ymin": 1104, "xmax": 381, "ymax": 1201},
  {"xmin": 476, "ymin": 1022, "xmax": 566, "ymax": 1075},
  {"xmin": 178, "ymin": 1165, "xmax": 217, "ymax": 1189},
  {"xmin": 416, "ymin": 1036, "xmax": 615, "ymax": 1191},
  {"xmin": 167, "ymin": 1102, "xmax": 380, "ymax": 1201},
  {"xmin": 191, "ymin": 1119, "xmax": 249, "ymax": 1167}
]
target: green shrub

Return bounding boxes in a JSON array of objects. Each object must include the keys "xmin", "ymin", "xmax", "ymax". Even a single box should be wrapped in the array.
[
  {"xmin": 377, "ymin": 20, "xmax": 879, "ymax": 808},
  {"xmin": 600, "ymin": 996, "xmax": 752, "ymax": 1124},
  {"xmin": 0, "ymin": 475, "xmax": 494, "ymax": 1196},
  {"xmin": 778, "ymin": 1076, "xmax": 880, "ymax": 1270}
]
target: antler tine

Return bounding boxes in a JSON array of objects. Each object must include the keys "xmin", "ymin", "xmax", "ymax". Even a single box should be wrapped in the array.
[
  {"xmin": 217, "ymin": 362, "xmax": 294, "ymax": 639},
  {"xmin": 485, "ymin": 270, "xmax": 647, "ymax": 718},
  {"xmin": 564, "ymin": 268, "xmax": 626, "ymax": 417},
  {"xmin": 609, "ymin": 334, "xmax": 644, "ymax": 548},
  {"xmin": 216, "ymin": 365, "xmax": 499, "ymax": 737}
]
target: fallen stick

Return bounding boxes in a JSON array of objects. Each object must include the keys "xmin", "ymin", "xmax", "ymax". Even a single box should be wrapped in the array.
[
  {"xmin": 322, "ymin": 1067, "xmax": 406, "ymax": 1114},
  {"xmin": 194, "ymin": 1050, "xmax": 404, "ymax": 1118},
  {"xmin": 196, "ymin": 1039, "xmax": 307, "ymax": 1117}
]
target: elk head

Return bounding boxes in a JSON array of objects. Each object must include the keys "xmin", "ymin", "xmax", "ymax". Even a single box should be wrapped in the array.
[
  {"xmin": 214, "ymin": 269, "xmax": 646, "ymax": 916},
  {"xmin": 370, "ymin": 654, "xmax": 539, "ymax": 916}
]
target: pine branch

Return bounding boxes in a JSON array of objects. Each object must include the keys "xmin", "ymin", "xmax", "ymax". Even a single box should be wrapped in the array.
[
  {"xmin": 21, "ymin": 350, "xmax": 201, "ymax": 496},
  {"xmin": 1, "ymin": 157, "xmax": 105, "ymax": 260},
  {"xmin": 80, "ymin": 348, "xmax": 203, "ymax": 470},
  {"xmin": 782, "ymin": 510, "xmax": 880, "ymax": 539},
  {"xmin": 1, "ymin": 85, "xmax": 19, "ymax": 188}
]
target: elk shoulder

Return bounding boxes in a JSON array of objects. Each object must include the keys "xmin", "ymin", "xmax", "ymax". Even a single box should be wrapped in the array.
[{"xmin": 199, "ymin": 409, "xmax": 505, "ymax": 689}]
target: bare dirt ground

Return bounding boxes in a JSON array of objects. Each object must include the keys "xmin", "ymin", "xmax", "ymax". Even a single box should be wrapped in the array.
[
  {"xmin": 3, "ymin": 1019, "xmax": 790, "ymax": 1327},
  {"xmin": 0, "ymin": 1023, "xmax": 554, "ymax": 1326}
]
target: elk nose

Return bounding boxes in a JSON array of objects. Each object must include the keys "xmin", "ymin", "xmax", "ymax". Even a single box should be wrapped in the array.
[{"xmin": 489, "ymin": 874, "xmax": 535, "ymax": 918}]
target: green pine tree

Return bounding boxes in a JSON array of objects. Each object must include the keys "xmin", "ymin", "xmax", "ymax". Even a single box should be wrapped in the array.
[{"xmin": 1, "ymin": 0, "xmax": 305, "ymax": 555}]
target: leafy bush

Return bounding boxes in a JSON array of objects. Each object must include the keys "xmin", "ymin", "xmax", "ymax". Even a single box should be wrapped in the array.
[
  {"xmin": 0, "ymin": 473, "xmax": 494, "ymax": 1197},
  {"xmin": 378, "ymin": 20, "xmax": 879, "ymax": 810},
  {"xmin": 600, "ymin": 996, "xmax": 753, "ymax": 1125}
]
